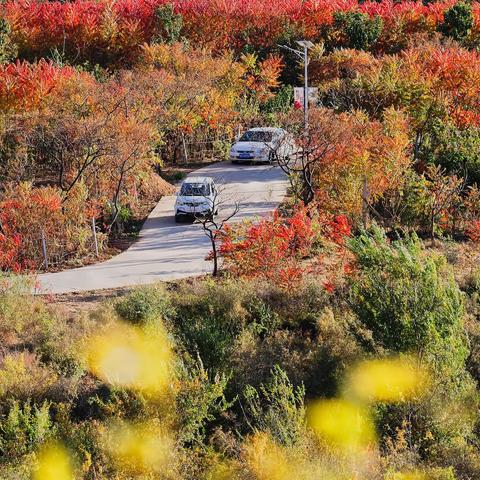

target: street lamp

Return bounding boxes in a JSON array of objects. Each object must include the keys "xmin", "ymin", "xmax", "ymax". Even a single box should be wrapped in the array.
[{"xmin": 278, "ymin": 39, "xmax": 314, "ymax": 133}]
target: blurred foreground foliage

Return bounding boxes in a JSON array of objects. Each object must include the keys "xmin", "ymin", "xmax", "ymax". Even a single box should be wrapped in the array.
[{"xmin": 2, "ymin": 227, "xmax": 480, "ymax": 479}]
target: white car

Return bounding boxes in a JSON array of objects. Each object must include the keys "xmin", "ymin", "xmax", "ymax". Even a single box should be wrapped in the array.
[
  {"xmin": 174, "ymin": 176, "xmax": 217, "ymax": 222},
  {"xmin": 229, "ymin": 127, "xmax": 296, "ymax": 164}
]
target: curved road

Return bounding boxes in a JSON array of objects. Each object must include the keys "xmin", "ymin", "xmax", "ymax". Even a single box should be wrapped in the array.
[{"xmin": 37, "ymin": 161, "xmax": 287, "ymax": 294}]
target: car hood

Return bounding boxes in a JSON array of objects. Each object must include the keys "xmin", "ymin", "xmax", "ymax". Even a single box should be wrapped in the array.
[
  {"xmin": 232, "ymin": 141, "xmax": 275, "ymax": 150},
  {"xmin": 176, "ymin": 195, "xmax": 210, "ymax": 203}
]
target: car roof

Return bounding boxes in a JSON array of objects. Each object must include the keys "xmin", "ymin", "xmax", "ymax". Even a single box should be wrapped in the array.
[
  {"xmin": 246, "ymin": 127, "xmax": 284, "ymax": 132},
  {"xmin": 183, "ymin": 176, "xmax": 214, "ymax": 184}
]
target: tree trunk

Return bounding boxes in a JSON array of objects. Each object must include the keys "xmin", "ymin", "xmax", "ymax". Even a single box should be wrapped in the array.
[{"xmin": 211, "ymin": 233, "xmax": 218, "ymax": 276}]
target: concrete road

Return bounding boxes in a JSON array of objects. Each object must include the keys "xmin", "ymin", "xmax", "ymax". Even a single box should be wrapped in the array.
[{"xmin": 36, "ymin": 161, "xmax": 288, "ymax": 294}]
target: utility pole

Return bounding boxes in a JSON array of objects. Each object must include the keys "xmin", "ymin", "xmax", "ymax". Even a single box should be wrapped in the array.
[{"xmin": 278, "ymin": 40, "xmax": 314, "ymax": 134}]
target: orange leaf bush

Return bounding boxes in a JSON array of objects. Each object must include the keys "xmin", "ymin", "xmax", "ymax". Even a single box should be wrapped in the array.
[
  {"xmin": 0, "ymin": 183, "xmax": 99, "ymax": 271},
  {"xmin": 217, "ymin": 207, "xmax": 351, "ymax": 289}
]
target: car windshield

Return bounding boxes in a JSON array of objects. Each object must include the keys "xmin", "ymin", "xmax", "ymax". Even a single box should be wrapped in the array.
[
  {"xmin": 239, "ymin": 131, "xmax": 274, "ymax": 143},
  {"xmin": 180, "ymin": 183, "xmax": 211, "ymax": 196}
]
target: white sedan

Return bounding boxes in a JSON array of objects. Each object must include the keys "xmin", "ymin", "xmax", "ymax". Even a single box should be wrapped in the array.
[
  {"xmin": 229, "ymin": 127, "xmax": 296, "ymax": 164},
  {"xmin": 174, "ymin": 176, "xmax": 217, "ymax": 222}
]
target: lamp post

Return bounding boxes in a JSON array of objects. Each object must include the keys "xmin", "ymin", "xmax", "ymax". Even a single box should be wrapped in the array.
[{"xmin": 278, "ymin": 40, "xmax": 314, "ymax": 134}]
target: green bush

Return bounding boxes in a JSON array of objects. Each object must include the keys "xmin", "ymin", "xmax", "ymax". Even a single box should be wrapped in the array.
[
  {"xmin": 440, "ymin": 2, "xmax": 473, "ymax": 42},
  {"xmin": 386, "ymin": 467, "xmax": 457, "ymax": 480},
  {"xmin": 169, "ymin": 280, "xmax": 252, "ymax": 368},
  {"xmin": 115, "ymin": 284, "xmax": 174, "ymax": 325},
  {"xmin": 261, "ymin": 85, "xmax": 294, "ymax": 114},
  {"xmin": 0, "ymin": 401, "xmax": 53, "ymax": 458},
  {"xmin": 423, "ymin": 122, "xmax": 480, "ymax": 185},
  {"xmin": 154, "ymin": 3, "xmax": 183, "ymax": 44},
  {"xmin": 176, "ymin": 359, "xmax": 233, "ymax": 445},
  {"xmin": 0, "ymin": 275, "xmax": 49, "ymax": 348},
  {"xmin": 333, "ymin": 12, "xmax": 383, "ymax": 51},
  {"xmin": 243, "ymin": 365, "xmax": 305, "ymax": 446},
  {"xmin": 348, "ymin": 226, "xmax": 467, "ymax": 367},
  {"xmin": 0, "ymin": 19, "xmax": 17, "ymax": 64},
  {"xmin": 245, "ymin": 297, "xmax": 280, "ymax": 338}
]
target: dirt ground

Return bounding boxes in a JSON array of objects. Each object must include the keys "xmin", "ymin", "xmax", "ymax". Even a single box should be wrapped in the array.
[
  {"xmin": 45, "ymin": 287, "xmax": 135, "ymax": 314},
  {"xmin": 44, "ymin": 274, "xmax": 208, "ymax": 314}
]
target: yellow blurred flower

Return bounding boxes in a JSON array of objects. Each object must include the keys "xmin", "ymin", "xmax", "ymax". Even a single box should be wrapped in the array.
[
  {"xmin": 85, "ymin": 323, "xmax": 172, "ymax": 395},
  {"xmin": 207, "ymin": 461, "xmax": 239, "ymax": 480},
  {"xmin": 107, "ymin": 422, "xmax": 174, "ymax": 474},
  {"xmin": 307, "ymin": 399, "xmax": 376, "ymax": 450},
  {"xmin": 34, "ymin": 443, "xmax": 74, "ymax": 480},
  {"xmin": 346, "ymin": 357, "xmax": 428, "ymax": 403},
  {"xmin": 388, "ymin": 471, "xmax": 426, "ymax": 480},
  {"xmin": 244, "ymin": 433, "xmax": 292, "ymax": 480}
]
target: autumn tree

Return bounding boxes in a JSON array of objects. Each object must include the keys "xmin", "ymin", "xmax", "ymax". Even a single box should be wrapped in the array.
[
  {"xmin": 277, "ymin": 108, "xmax": 354, "ymax": 206},
  {"xmin": 279, "ymin": 107, "xmax": 410, "ymax": 223},
  {"xmin": 139, "ymin": 43, "xmax": 281, "ymax": 164},
  {"xmin": 217, "ymin": 206, "xmax": 316, "ymax": 288},
  {"xmin": 195, "ymin": 184, "xmax": 239, "ymax": 277},
  {"xmin": 4, "ymin": 0, "xmax": 466, "ymax": 61},
  {"xmin": 0, "ymin": 182, "xmax": 98, "ymax": 271},
  {"xmin": 32, "ymin": 70, "xmax": 164, "ymax": 224},
  {"xmin": 423, "ymin": 165, "xmax": 465, "ymax": 243}
]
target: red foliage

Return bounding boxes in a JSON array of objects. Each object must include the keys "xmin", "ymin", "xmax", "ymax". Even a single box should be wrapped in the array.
[
  {"xmin": 0, "ymin": 188, "xmax": 62, "ymax": 271},
  {"xmin": 323, "ymin": 280, "xmax": 335, "ymax": 294},
  {"xmin": 466, "ymin": 220, "xmax": 480, "ymax": 243},
  {"xmin": 325, "ymin": 215, "xmax": 351, "ymax": 246},
  {"xmin": 3, "ymin": 0, "xmax": 477, "ymax": 58},
  {"xmin": 399, "ymin": 45, "xmax": 480, "ymax": 128},
  {"xmin": 0, "ymin": 183, "xmax": 94, "ymax": 271},
  {"xmin": 217, "ymin": 208, "xmax": 351, "ymax": 289},
  {"xmin": 0, "ymin": 60, "xmax": 75, "ymax": 111},
  {"xmin": 218, "ymin": 206, "xmax": 314, "ymax": 288}
]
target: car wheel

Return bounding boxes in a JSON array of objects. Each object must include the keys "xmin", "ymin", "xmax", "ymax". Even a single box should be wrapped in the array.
[
  {"xmin": 268, "ymin": 151, "xmax": 275, "ymax": 164},
  {"xmin": 231, "ymin": 159, "xmax": 238, "ymax": 164}
]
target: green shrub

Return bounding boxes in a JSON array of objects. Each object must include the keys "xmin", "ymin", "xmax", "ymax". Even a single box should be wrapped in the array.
[
  {"xmin": 83, "ymin": 386, "xmax": 148, "ymax": 421},
  {"xmin": 349, "ymin": 227, "xmax": 478, "ymax": 466},
  {"xmin": 170, "ymin": 280, "xmax": 252, "ymax": 368},
  {"xmin": 0, "ymin": 274, "xmax": 50, "ymax": 349},
  {"xmin": 115, "ymin": 284, "xmax": 174, "ymax": 325},
  {"xmin": 0, "ymin": 19, "xmax": 17, "ymax": 64},
  {"xmin": 0, "ymin": 401, "xmax": 53, "ymax": 458},
  {"xmin": 253, "ymin": 277, "xmax": 329, "ymax": 331},
  {"xmin": 386, "ymin": 467, "xmax": 457, "ymax": 480},
  {"xmin": 424, "ymin": 123, "xmax": 480, "ymax": 185},
  {"xmin": 243, "ymin": 365, "xmax": 305, "ymax": 446},
  {"xmin": 229, "ymin": 306, "xmax": 363, "ymax": 401},
  {"xmin": 176, "ymin": 359, "xmax": 233, "ymax": 445},
  {"xmin": 348, "ymin": 226, "xmax": 467, "ymax": 367},
  {"xmin": 261, "ymin": 85, "xmax": 294, "ymax": 114},
  {"xmin": 245, "ymin": 297, "xmax": 280, "ymax": 338},
  {"xmin": 154, "ymin": 3, "xmax": 183, "ymax": 44},
  {"xmin": 440, "ymin": 2, "xmax": 473, "ymax": 42},
  {"xmin": 333, "ymin": 12, "xmax": 383, "ymax": 50}
]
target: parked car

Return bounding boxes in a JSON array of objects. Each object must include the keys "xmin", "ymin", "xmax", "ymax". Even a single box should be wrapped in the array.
[
  {"xmin": 229, "ymin": 127, "xmax": 296, "ymax": 164},
  {"xmin": 174, "ymin": 176, "xmax": 217, "ymax": 222}
]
